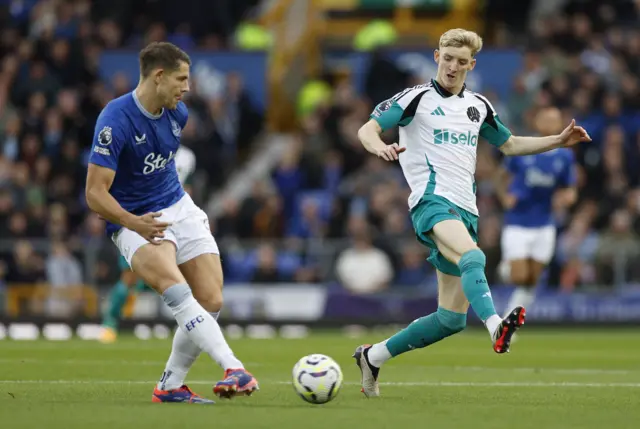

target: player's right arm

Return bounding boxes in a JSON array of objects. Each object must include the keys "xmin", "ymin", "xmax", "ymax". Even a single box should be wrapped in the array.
[
  {"xmin": 358, "ymin": 89, "xmax": 420, "ymax": 161},
  {"xmin": 86, "ymin": 163, "xmax": 137, "ymax": 229},
  {"xmin": 358, "ymin": 119, "xmax": 405, "ymax": 161},
  {"xmin": 86, "ymin": 116, "xmax": 170, "ymax": 242}
]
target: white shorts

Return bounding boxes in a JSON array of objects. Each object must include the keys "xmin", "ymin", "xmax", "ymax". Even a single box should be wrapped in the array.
[
  {"xmin": 500, "ymin": 224, "xmax": 556, "ymax": 264},
  {"xmin": 112, "ymin": 193, "xmax": 219, "ymax": 268}
]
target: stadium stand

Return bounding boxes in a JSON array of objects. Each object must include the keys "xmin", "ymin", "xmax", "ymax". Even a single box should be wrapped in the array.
[{"xmin": 1, "ymin": 0, "xmax": 639, "ymax": 319}]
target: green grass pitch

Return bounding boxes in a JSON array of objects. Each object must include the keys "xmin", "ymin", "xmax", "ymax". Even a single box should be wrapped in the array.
[{"xmin": 1, "ymin": 328, "xmax": 639, "ymax": 429}]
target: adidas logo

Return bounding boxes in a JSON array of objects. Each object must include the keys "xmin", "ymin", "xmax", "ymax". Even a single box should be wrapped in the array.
[{"xmin": 431, "ymin": 106, "xmax": 445, "ymax": 116}]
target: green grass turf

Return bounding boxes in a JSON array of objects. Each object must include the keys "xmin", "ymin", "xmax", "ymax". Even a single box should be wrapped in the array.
[{"xmin": 1, "ymin": 328, "xmax": 639, "ymax": 429}]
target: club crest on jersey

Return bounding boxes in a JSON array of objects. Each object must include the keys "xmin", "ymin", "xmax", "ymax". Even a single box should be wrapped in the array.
[
  {"xmin": 171, "ymin": 120, "xmax": 181, "ymax": 137},
  {"xmin": 98, "ymin": 126, "xmax": 113, "ymax": 146},
  {"xmin": 467, "ymin": 106, "xmax": 480, "ymax": 123}
]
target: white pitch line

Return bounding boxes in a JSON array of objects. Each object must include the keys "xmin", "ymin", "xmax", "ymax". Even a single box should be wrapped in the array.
[
  {"xmin": 1, "ymin": 380, "xmax": 640, "ymax": 388},
  {"xmin": 0, "ymin": 358, "xmax": 635, "ymax": 376}
]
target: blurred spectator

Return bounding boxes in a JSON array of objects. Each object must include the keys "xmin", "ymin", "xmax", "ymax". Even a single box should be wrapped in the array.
[
  {"xmin": 335, "ymin": 216, "xmax": 394, "ymax": 294},
  {"xmin": 250, "ymin": 244, "xmax": 288, "ymax": 283},
  {"xmin": 5, "ymin": 240, "xmax": 45, "ymax": 284},
  {"xmin": 46, "ymin": 241, "xmax": 83, "ymax": 288},
  {"xmin": 556, "ymin": 212, "xmax": 599, "ymax": 291},
  {"xmin": 45, "ymin": 241, "xmax": 83, "ymax": 317},
  {"xmin": 595, "ymin": 209, "xmax": 640, "ymax": 286}
]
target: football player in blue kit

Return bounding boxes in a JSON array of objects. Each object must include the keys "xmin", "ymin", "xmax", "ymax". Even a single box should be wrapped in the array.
[
  {"xmin": 86, "ymin": 42, "xmax": 257, "ymax": 403},
  {"xmin": 99, "ymin": 145, "xmax": 196, "ymax": 344},
  {"xmin": 497, "ymin": 107, "xmax": 578, "ymax": 317}
]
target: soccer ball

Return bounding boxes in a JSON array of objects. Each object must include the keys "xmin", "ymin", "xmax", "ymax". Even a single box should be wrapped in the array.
[{"xmin": 292, "ymin": 354, "xmax": 343, "ymax": 404}]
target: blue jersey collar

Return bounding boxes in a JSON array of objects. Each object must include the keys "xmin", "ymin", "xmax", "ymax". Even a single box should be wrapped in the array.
[{"xmin": 132, "ymin": 90, "xmax": 164, "ymax": 120}]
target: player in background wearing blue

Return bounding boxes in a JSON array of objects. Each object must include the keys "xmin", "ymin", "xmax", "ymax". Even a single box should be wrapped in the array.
[
  {"xmin": 99, "ymin": 145, "xmax": 197, "ymax": 344},
  {"xmin": 497, "ymin": 107, "xmax": 578, "ymax": 318},
  {"xmin": 86, "ymin": 42, "xmax": 257, "ymax": 403}
]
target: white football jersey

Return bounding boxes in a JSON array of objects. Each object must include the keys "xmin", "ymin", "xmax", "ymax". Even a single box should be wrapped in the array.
[
  {"xmin": 175, "ymin": 145, "xmax": 196, "ymax": 185},
  {"xmin": 371, "ymin": 79, "xmax": 512, "ymax": 216}
]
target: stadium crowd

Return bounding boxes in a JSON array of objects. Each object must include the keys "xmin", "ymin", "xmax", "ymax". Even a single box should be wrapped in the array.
[
  {"xmin": 0, "ymin": 0, "xmax": 262, "ymax": 291},
  {"xmin": 1, "ymin": 0, "xmax": 640, "ymax": 299},
  {"xmin": 213, "ymin": 0, "xmax": 640, "ymax": 293}
]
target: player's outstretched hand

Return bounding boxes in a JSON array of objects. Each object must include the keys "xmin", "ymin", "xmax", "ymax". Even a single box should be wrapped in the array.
[
  {"xmin": 559, "ymin": 119, "xmax": 591, "ymax": 147},
  {"xmin": 377, "ymin": 143, "xmax": 406, "ymax": 161},
  {"xmin": 131, "ymin": 212, "xmax": 171, "ymax": 244}
]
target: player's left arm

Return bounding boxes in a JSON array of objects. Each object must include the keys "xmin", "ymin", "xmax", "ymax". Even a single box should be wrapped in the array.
[
  {"xmin": 475, "ymin": 95, "xmax": 591, "ymax": 155},
  {"xmin": 500, "ymin": 119, "xmax": 591, "ymax": 156}
]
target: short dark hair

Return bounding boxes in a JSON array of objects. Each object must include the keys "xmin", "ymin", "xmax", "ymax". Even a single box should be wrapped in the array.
[{"xmin": 139, "ymin": 42, "xmax": 191, "ymax": 78}]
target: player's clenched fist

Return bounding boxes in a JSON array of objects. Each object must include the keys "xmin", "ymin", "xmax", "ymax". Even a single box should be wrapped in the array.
[
  {"xmin": 377, "ymin": 143, "xmax": 406, "ymax": 161},
  {"xmin": 130, "ymin": 212, "xmax": 171, "ymax": 244}
]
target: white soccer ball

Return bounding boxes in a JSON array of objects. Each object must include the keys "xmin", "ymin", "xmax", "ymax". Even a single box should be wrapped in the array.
[{"xmin": 292, "ymin": 354, "xmax": 343, "ymax": 404}]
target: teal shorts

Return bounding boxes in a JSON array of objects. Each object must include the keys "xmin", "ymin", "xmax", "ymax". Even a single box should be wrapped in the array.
[
  {"xmin": 410, "ymin": 194, "xmax": 479, "ymax": 277},
  {"xmin": 118, "ymin": 255, "xmax": 131, "ymax": 271}
]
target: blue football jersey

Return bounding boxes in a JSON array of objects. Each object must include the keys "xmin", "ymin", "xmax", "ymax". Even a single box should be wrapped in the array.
[
  {"xmin": 89, "ymin": 91, "xmax": 188, "ymax": 235},
  {"xmin": 503, "ymin": 148, "xmax": 577, "ymax": 228}
]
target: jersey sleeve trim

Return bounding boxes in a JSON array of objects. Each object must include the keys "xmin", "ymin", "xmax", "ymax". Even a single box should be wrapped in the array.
[
  {"xmin": 474, "ymin": 94, "xmax": 512, "ymax": 147},
  {"xmin": 370, "ymin": 88, "xmax": 431, "ymax": 130},
  {"xmin": 370, "ymin": 99, "xmax": 404, "ymax": 131}
]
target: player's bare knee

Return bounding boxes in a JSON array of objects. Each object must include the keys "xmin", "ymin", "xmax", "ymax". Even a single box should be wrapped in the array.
[
  {"xmin": 192, "ymin": 281, "xmax": 224, "ymax": 312},
  {"xmin": 439, "ymin": 299, "xmax": 469, "ymax": 314},
  {"xmin": 451, "ymin": 243, "xmax": 480, "ymax": 265},
  {"xmin": 195, "ymin": 292, "xmax": 223, "ymax": 313}
]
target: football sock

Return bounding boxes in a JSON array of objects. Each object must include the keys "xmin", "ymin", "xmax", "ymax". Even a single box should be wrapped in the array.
[
  {"xmin": 504, "ymin": 287, "xmax": 535, "ymax": 318},
  {"xmin": 458, "ymin": 249, "xmax": 502, "ymax": 337},
  {"xmin": 162, "ymin": 284, "xmax": 242, "ymax": 373},
  {"xmin": 102, "ymin": 281, "xmax": 130, "ymax": 330},
  {"xmin": 157, "ymin": 311, "xmax": 220, "ymax": 391},
  {"xmin": 370, "ymin": 307, "xmax": 467, "ymax": 367}
]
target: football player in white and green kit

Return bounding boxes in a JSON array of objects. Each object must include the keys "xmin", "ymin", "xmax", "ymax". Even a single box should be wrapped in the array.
[
  {"xmin": 100, "ymin": 144, "xmax": 197, "ymax": 343},
  {"xmin": 353, "ymin": 28, "xmax": 591, "ymax": 397}
]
